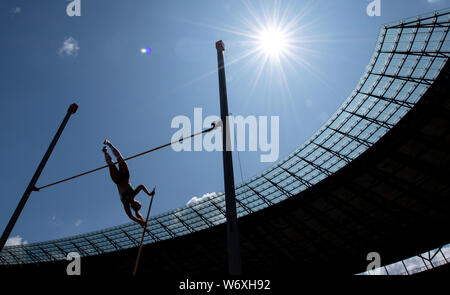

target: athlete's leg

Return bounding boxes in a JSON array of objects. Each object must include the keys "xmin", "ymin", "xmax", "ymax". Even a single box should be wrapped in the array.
[
  {"xmin": 118, "ymin": 160, "xmax": 129, "ymax": 176},
  {"xmin": 134, "ymin": 185, "xmax": 155, "ymax": 197},
  {"xmin": 104, "ymin": 140, "xmax": 129, "ymax": 175},
  {"xmin": 103, "ymin": 146, "xmax": 113, "ymax": 164},
  {"xmin": 103, "ymin": 147, "xmax": 120, "ymax": 182},
  {"xmin": 104, "ymin": 140, "xmax": 123, "ymax": 160}
]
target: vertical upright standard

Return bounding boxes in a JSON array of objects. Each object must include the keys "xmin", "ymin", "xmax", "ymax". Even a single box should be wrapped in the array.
[
  {"xmin": 215, "ymin": 40, "xmax": 242, "ymax": 275},
  {"xmin": 0, "ymin": 103, "xmax": 78, "ymax": 252}
]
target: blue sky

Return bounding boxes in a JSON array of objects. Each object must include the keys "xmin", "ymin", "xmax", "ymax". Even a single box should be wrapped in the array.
[{"xmin": 1, "ymin": 0, "xmax": 449, "ymax": 245}]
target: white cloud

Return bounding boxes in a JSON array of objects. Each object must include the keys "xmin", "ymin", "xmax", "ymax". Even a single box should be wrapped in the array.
[
  {"xmin": 49, "ymin": 215, "xmax": 60, "ymax": 226},
  {"xmin": 187, "ymin": 192, "xmax": 217, "ymax": 206},
  {"xmin": 58, "ymin": 36, "xmax": 80, "ymax": 56},
  {"xmin": 305, "ymin": 99, "xmax": 313, "ymax": 108},
  {"xmin": 74, "ymin": 219, "xmax": 82, "ymax": 227},
  {"xmin": 5, "ymin": 235, "xmax": 28, "ymax": 246},
  {"xmin": 10, "ymin": 7, "xmax": 21, "ymax": 14},
  {"xmin": 427, "ymin": 0, "xmax": 440, "ymax": 3}
]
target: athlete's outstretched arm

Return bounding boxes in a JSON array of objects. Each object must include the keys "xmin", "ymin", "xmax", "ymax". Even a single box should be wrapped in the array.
[
  {"xmin": 135, "ymin": 185, "xmax": 156, "ymax": 197},
  {"xmin": 135, "ymin": 210, "xmax": 144, "ymax": 223},
  {"xmin": 123, "ymin": 204, "xmax": 145, "ymax": 226}
]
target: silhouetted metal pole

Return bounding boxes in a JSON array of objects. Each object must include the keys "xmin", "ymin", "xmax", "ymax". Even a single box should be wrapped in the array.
[
  {"xmin": 0, "ymin": 103, "xmax": 78, "ymax": 252},
  {"xmin": 215, "ymin": 40, "xmax": 242, "ymax": 275}
]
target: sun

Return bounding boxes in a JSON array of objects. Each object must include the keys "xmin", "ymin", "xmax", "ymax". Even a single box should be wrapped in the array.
[
  {"xmin": 180, "ymin": 0, "xmax": 322, "ymax": 95},
  {"xmin": 256, "ymin": 27, "xmax": 289, "ymax": 58}
]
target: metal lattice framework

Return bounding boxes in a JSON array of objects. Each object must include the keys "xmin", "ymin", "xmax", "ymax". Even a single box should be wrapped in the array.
[
  {"xmin": 359, "ymin": 245, "xmax": 450, "ymax": 275},
  {"xmin": 1, "ymin": 9, "xmax": 449, "ymax": 266}
]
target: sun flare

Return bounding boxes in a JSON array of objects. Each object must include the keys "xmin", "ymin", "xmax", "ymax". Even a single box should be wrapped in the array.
[
  {"xmin": 181, "ymin": 0, "xmax": 322, "ymax": 95},
  {"xmin": 256, "ymin": 27, "xmax": 289, "ymax": 57}
]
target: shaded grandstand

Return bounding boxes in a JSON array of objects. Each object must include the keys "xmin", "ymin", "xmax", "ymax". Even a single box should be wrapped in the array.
[{"xmin": 1, "ymin": 9, "xmax": 449, "ymax": 276}]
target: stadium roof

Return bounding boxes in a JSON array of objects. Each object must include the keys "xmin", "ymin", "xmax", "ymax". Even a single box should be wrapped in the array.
[{"xmin": 1, "ymin": 8, "xmax": 449, "ymax": 275}]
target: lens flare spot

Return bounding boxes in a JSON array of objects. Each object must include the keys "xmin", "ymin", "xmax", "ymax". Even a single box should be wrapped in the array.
[{"xmin": 140, "ymin": 47, "xmax": 152, "ymax": 54}]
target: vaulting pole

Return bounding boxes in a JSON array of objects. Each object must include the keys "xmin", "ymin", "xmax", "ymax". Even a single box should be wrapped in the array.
[
  {"xmin": 133, "ymin": 187, "xmax": 156, "ymax": 276},
  {"xmin": 0, "ymin": 103, "xmax": 78, "ymax": 252},
  {"xmin": 215, "ymin": 40, "xmax": 242, "ymax": 275}
]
